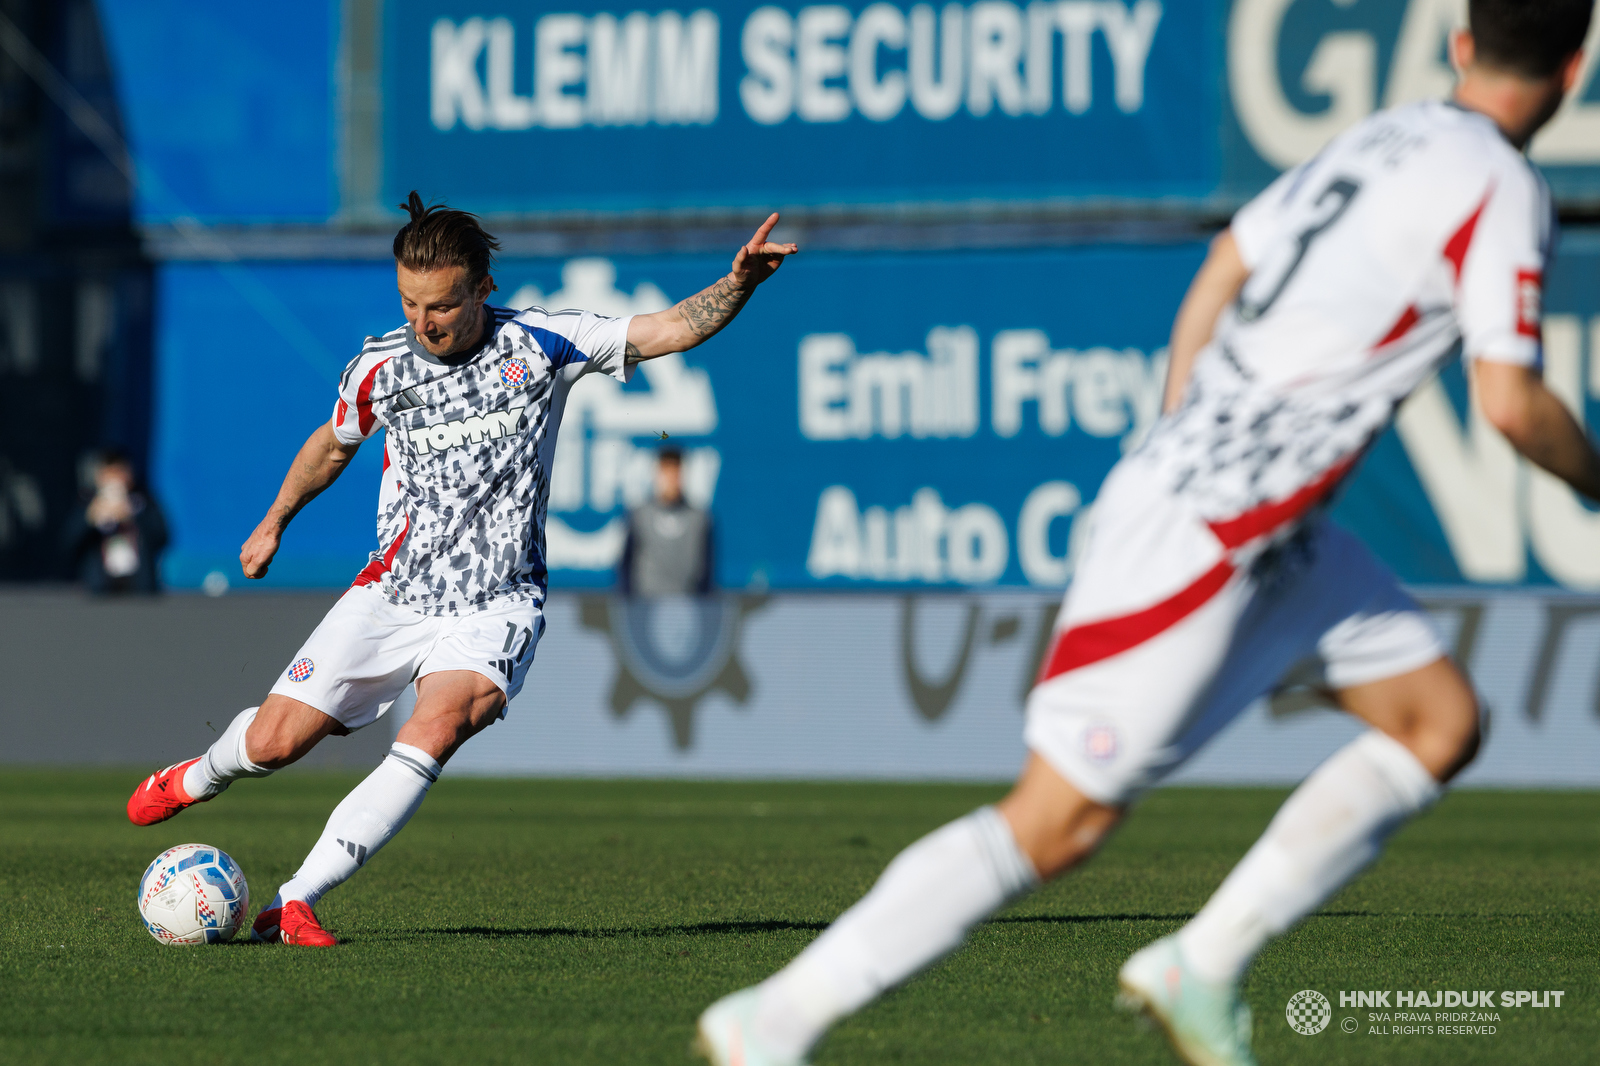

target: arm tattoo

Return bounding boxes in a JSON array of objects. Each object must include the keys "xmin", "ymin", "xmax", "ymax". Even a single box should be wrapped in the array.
[
  {"xmin": 625, "ymin": 340, "xmax": 642, "ymax": 364},
  {"xmin": 677, "ymin": 276, "xmax": 750, "ymax": 340}
]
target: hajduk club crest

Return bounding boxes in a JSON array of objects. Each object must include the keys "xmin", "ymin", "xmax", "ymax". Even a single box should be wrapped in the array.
[{"xmin": 499, "ymin": 357, "xmax": 531, "ymax": 390}]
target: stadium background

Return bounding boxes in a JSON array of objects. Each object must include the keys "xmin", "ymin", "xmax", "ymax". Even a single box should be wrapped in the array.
[{"xmin": 3, "ymin": 0, "xmax": 1600, "ymax": 784}]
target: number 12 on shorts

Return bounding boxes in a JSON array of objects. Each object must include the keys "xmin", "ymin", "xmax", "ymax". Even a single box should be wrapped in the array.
[{"xmin": 502, "ymin": 622, "xmax": 534, "ymax": 662}]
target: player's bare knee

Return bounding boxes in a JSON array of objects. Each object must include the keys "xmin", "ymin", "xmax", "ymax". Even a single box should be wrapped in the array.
[
  {"xmin": 1445, "ymin": 713, "xmax": 1483, "ymax": 781},
  {"xmin": 1378, "ymin": 682, "xmax": 1480, "ymax": 783},
  {"xmin": 1343, "ymin": 659, "xmax": 1481, "ymax": 781},
  {"xmin": 1417, "ymin": 667, "xmax": 1479, "ymax": 752}
]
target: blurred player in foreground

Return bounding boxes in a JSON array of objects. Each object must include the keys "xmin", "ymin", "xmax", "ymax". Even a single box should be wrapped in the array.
[
  {"xmin": 126, "ymin": 197, "xmax": 795, "ymax": 945},
  {"xmin": 699, "ymin": 3, "xmax": 1595, "ymax": 1063}
]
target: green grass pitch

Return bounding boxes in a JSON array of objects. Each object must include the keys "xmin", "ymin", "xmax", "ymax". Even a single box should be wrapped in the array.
[{"xmin": 1, "ymin": 770, "xmax": 1596, "ymax": 1065}]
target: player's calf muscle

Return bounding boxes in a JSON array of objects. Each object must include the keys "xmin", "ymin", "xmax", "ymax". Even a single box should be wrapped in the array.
[
  {"xmin": 399, "ymin": 700, "xmax": 502, "ymax": 763},
  {"xmin": 399, "ymin": 671, "xmax": 505, "ymax": 763},
  {"xmin": 245, "ymin": 696, "xmax": 343, "ymax": 768},
  {"xmin": 394, "ymin": 714, "xmax": 475, "ymax": 763},
  {"xmin": 997, "ymin": 755, "xmax": 1124, "ymax": 879}
]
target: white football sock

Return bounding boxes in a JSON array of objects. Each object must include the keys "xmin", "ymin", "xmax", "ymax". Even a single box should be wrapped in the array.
[
  {"xmin": 1177, "ymin": 730, "xmax": 1440, "ymax": 985},
  {"xmin": 274, "ymin": 742, "xmax": 441, "ymax": 908},
  {"xmin": 752, "ymin": 806, "xmax": 1039, "ymax": 1059},
  {"xmin": 184, "ymin": 707, "xmax": 273, "ymax": 800}
]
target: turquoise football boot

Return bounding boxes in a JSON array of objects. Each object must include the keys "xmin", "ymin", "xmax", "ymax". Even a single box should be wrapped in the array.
[
  {"xmin": 1117, "ymin": 935, "xmax": 1259, "ymax": 1066},
  {"xmin": 695, "ymin": 987, "xmax": 810, "ymax": 1066}
]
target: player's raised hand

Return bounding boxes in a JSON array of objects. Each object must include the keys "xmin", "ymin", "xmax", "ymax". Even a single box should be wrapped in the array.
[
  {"xmin": 729, "ymin": 213, "xmax": 797, "ymax": 290},
  {"xmin": 631, "ymin": 214, "xmax": 796, "ymax": 356}
]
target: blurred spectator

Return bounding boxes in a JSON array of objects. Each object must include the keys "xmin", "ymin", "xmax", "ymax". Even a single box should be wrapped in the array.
[
  {"xmin": 617, "ymin": 448, "xmax": 713, "ymax": 596},
  {"xmin": 65, "ymin": 449, "xmax": 168, "ymax": 594}
]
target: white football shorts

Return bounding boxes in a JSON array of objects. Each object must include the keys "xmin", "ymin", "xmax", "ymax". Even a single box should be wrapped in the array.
[
  {"xmin": 1026, "ymin": 462, "xmax": 1446, "ymax": 806},
  {"xmin": 267, "ymin": 584, "xmax": 545, "ymax": 730}
]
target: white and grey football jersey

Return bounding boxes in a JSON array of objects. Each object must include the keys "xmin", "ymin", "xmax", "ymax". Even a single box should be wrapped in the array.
[
  {"xmin": 1134, "ymin": 100, "xmax": 1552, "ymax": 526},
  {"xmin": 331, "ymin": 304, "xmax": 631, "ymax": 615}
]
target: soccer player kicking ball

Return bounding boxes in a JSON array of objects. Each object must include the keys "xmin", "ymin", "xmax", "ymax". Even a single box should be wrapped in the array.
[
  {"xmin": 698, "ymin": 4, "xmax": 1595, "ymax": 1063},
  {"xmin": 127, "ymin": 197, "xmax": 796, "ymax": 946}
]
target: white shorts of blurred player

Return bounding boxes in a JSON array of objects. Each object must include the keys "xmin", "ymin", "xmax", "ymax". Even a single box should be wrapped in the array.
[
  {"xmin": 1026, "ymin": 461, "xmax": 1446, "ymax": 807},
  {"xmin": 267, "ymin": 583, "xmax": 545, "ymax": 731}
]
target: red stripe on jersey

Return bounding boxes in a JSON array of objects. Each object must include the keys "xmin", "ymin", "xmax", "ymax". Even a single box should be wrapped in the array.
[
  {"xmin": 383, "ymin": 515, "xmax": 409, "ymax": 568},
  {"xmin": 355, "ymin": 358, "xmax": 392, "ymax": 437},
  {"xmin": 336, "ymin": 398, "xmax": 349, "ymax": 426},
  {"xmin": 351, "ymin": 514, "xmax": 409, "ymax": 588},
  {"xmin": 1037, "ymin": 560, "xmax": 1235, "ymax": 682},
  {"xmin": 1035, "ymin": 456, "xmax": 1358, "ymax": 682},
  {"xmin": 1206, "ymin": 455, "xmax": 1357, "ymax": 550},
  {"xmin": 1375, "ymin": 304, "xmax": 1421, "ymax": 349},
  {"xmin": 351, "ymin": 560, "xmax": 385, "ymax": 588},
  {"xmin": 1444, "ymin": 190, "xmax": 1491, "ymax": 282},
  {"xmin": 382, "ymin": 447, "xmax": 390, "ymax": 473}
]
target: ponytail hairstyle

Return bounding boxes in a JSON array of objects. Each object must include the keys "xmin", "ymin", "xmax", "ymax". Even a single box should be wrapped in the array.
[{"xmin": 392, "ymin": 191, "xmax": 501, "ymax": 293}]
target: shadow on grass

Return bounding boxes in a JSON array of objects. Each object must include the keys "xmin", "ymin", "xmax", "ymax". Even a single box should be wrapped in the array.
[
  {"xmin": 993, "ymin": 913, "xmax": 1195, "ymax": 925},
  {"xmin": 368, "ymin": 913, "xmax": 1204, "ymax": 943},
  {"xmin": 344, "ymin": 908, "xmax": 1540, "ymax": 945},
  {"xmin": 368, "ymin": 919, "xmax": 832, "ymax": 942}
]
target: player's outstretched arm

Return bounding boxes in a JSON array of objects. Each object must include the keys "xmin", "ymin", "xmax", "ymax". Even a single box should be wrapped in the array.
[
  {"xmin": 625, "ymin": 212, "xmax": 798, "ymax": 361},
  {"xmin": 240, "ymin": 423, "xmax": 362, "ymax": 579},
  {"xmin": 1163, "ymin": 229, "xmax": 1250, "ymax": 414},
  {"xmin": 1474, "ymin": 359, "xmax": 1600, "ymax": 502}
]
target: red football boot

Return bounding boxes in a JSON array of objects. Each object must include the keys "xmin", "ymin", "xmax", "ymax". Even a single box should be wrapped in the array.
[
  {"xmin": 279, "ymin": 900, "xmax": 338, "ymax": 947},
  {"xmin": 126, "ymin": 758, "xmax": 208, "ymax": 826},
  {"xmin": 250, "ymin": 901, "xmax": 284, "ymax": 943}
]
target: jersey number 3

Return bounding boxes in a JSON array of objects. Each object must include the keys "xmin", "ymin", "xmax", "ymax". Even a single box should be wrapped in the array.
[{"xmin": 1237, "ymin": 177, "xmax": 1363, "ymax": 323}]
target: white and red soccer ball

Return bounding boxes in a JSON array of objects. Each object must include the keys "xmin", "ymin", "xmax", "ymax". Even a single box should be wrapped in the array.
[{"xmin": 137, "ymin": 843, "xmax": 249, "ymax": 944}]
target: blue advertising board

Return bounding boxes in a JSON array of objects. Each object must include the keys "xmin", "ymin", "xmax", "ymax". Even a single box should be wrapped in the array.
[
  {"xmin": 383, "ymin": 0, "xmax": 1600, "ymax": 214},
  {"xmin": 384, "ymin": 0, "xmax": 1218, "ymax": 210},
  {"xmin": 89, "ymin": 0, "xmax": 1600, "ymax": 222},
  {"xmin": 154, "ymin": 233, "xmax": 1600, "ymax": 593},
  {"xmin": 152, "ymin": 246, "xmax": 1196, "ymax": 590}
]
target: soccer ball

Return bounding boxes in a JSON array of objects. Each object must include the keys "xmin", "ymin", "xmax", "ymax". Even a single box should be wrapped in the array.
[{"xmin": 137, "ymin": 843, "xmax": 250, "ymax": 945}]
